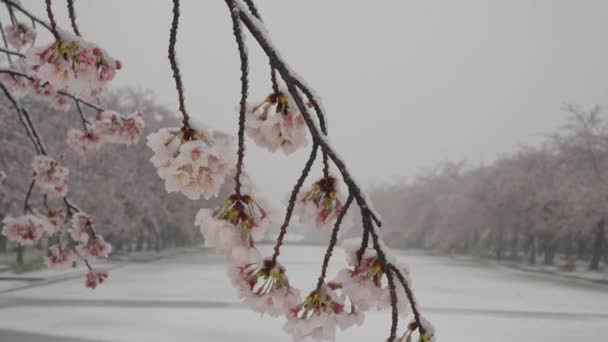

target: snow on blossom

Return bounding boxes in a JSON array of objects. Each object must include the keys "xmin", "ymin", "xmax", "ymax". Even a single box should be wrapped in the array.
[
  {"xmin": 77, "ymin": 235, "xmax": 112, "ymax": 261},
  {"xmin": 66, "ymin": 128, "xmax": 103, "ymax": 154},
  {"xmin": 46, "ymin": 242, "xmax": 77, "ymax": 269},
  {"xmin": 228, "ymin": 258, "xmax": 301, "ymax": 317},
  {"xmin": 284, "ymin": 283, "xmax": 364, "ymax": 342},
  {"xmin": 147, "ymin": 126, "xmax": 234, "ymax": 200},
  {"xmin": 5, "ymin": 22, "xmax": 36, "ymax": 49},
  {"xmin": 335, "ymin": 240, "xmax": 409, "ymax": 314},
  {"xmin": 1, "ymin": 214, "xmax": 49, "ymax": 245},
  {"xmin": 32, "ymin": 155, "xmax": 69, "ymax": 198},
  {"xmin": 24, "ymin": 36, "xmax": 121, "ymax": 98},
  {"xmin": 294, "ymin": 176, "xmax": 352, "ymax": 230},
  {"xmin": 246, "ymin": 91, "xmax": 308, "ymax": 155},
  {"xmin": 69, "ymin": 212, "xmax": 92, "ymax": 243},
  {"xmin": 195, "ymin": 194, "xmax": 271, "ymax": 264},
  {"xmin": 0, "ymin": 170, "xmax": 6, "ymax": 185},
  {"xmin": 85, "ymin": 270, "xmax": 108, "ymax": 289}
]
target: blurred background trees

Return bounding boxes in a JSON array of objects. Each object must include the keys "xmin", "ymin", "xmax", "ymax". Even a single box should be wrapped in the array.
[{"xmin": 371, "ymin": 104, "xmax": 608, "ymax": 271}]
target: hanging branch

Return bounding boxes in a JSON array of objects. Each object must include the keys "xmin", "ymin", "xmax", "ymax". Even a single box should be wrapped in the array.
[
  {"xmin": 168, "ymin": 0, "xmax": 192, "ymax": 138},
  {"xmin": 0, "ymin": 21, "xmax": 14, "ymax": 66},
  {"xmin": 227, "ymin": 2, "xmax": 249, "ymax": 196},
  {"xmin": 23, "ymin": 179, "xmax": 35, "ymax": 213},
  {"xmin": 0, "ymin": 46, "xmax": 24, "ymax": 57},
  {"xmin": 44, "ymin": 0, "xmax": 60, "ymax": 40},
  {"xmin": 73, "ymin": 98, "xmax": 89, "ymax": 131},
  {"xmin": 271, "ymin": 143, "xmax": 319, "ymax": 264},
  {"xmin": 316, "ymin": 194, "xmax": 353, "ymax": 290},
  {"xmin": 0, "ymin": 69, "xmax": 105, "ymax": 111},
  {"xmin": 241, "ymin": 0, "xmax": 279, "ymax": 96},
  {"xmin": 0, "ymin": 82, "xmax": 43, "ymax": 154},
  {"xmin": 390, "ymin": 264, "xmax": 425, "ymax": 335},
  {"xmin": 66, "ymin": 0, "xmax": 81, "ymax": 36}
]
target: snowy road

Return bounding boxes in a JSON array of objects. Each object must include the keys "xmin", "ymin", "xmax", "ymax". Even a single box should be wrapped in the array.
[{"xmin": 0, "ymin": 245, "xmax": 607, "ymax": 341}]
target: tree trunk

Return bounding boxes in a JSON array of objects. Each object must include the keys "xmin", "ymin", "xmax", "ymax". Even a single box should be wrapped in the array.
[
  {"xmin": 589, "ymin": 221, "xmax": 605, "ymax": 270},
  {"xmin": 509, "ymin": 231, "xmax": 519, "ymax": 260},
  {"xmin": 136, "ymin": 234, "xmax": 144, "ymax": 252},
  {"xmin": 528, "ymin": 235, "xmax": 536, "ymax": 265},
  {"xmin": 543, "ymin": 243, "xmax": 555, "ymax": 265}
]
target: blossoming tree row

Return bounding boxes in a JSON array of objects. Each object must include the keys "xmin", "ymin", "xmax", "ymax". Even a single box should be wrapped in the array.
[
  {"xmin": 372, "ymin": 104, "xmax": 607, "ymax": 271},
  {"xmin": 0, "ymin": 0, "xmax": 434, "ymax": 340}
]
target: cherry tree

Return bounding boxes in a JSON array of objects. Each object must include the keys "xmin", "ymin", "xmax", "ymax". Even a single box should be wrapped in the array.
[{"xmin": 0, "ymin": 0, "xmax": 433, "ymax": 341}]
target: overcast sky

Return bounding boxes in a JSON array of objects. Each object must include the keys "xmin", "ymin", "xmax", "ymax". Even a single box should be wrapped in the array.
[{"xmin": 21, "ymin": 0, "xmax": 608, "ymax": 205}]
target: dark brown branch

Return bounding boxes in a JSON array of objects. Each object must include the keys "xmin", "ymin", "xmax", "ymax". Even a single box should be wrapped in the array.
[
  {"xmin": 236, "ymin": 9, "xmax": 383, "ymax": 228},
  {"xmin": 168, "ymin": 0, "xmax": 191, "ymax": 136},
  {"xmin": 23, "ymin": 179, "xmax": 35, "ymax": 213},
  {"xmin": 389, "ymin": 264, "xmax": 425, "ymax": 335},
  {"xmin": 44, "ymin": 0, "xmax": 60, "ymax": 40},
  {"xmin": 316, "ymin": 194, "xmax": 353, "ymax": 290},
  {"xmin": 73, "ymin": 98, "xmax": 89, "ymax": 131},
  {"xmin": 66, "ymin": 0, "xmax": 81, "ymax": 36},
  {"xmin": 0, "ymin": 21, "xmax": 14, "ymax": 66},
  {"xmin": 0, "ymin": 82, "xmax": 41, "ymax": 154},
  {"xmin": 0, "ymin": 46, "xmax": 24, "ymax": 57},
  {"xmin": 271, "ymin": 143, "xmax": 319, "ymax": 264},
  {"xmin": 226, "ymin": 1, "xmax": 249, "ymax": 196}
]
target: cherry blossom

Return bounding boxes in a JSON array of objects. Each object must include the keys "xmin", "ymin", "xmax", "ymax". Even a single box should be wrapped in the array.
[
  {"xmin": 1, "ymin": 214, "xmax": 49, "ymax": 245},
  {"xmin": 195, "ymin": 194, "xmax": 271, "ymax": 264},
  {"xmin": 46, "ymin": 242, "xmax": 77, "ymax": 269},
  {"xmin": 294, "ymin": 176, "xmax": 351, "ymax": 230},
  {"xmin": 147, "ymin": 127, "xmax": 234, "ymax": 200},
  {"xmin": 66, "ymin": 128, "xmax": 103, "ymax": 154},
  {"xmin": 284, "ymin": 283, "xmax": 364, "ymax": 342},
  {"xmin": 5, "ymin": 22, "xmax": 36, "ymax": 49},
  {"xmin": 34, "ymin": 207, "xmax": 66, "ymax": 235},
  {"xmin": 24, "ymin": 36, "xmax": 121, "ymax": 97},
  {"xmin": 228, "ymin": 258, "xmax": 301, "ymax": 317},
  {"xmin": 246, "ymin": 91, "xmax": 308, "ymax": 155},
  {"xmin": 93, "ymin": 110, "xmax": 145, "ymax": 146},
  {"xmin": 85, "ymin": 270, "xmax": 109, "ymax": 289},
  {"xmin": 397, "ymin": 317, "xmax": 437, "ymax": 342},
  {"xmin": 334, "ymin": 241, "xmax": 409, "ymax": 313},
  {"xmin": 77, "ymin": 235, "xmax": 112, "ymax": 261},
  {"xmin": 32, "ymin": 155, "xmax": 69, "ymax": 198},
  {"xmin": 69, "ymin": 212, "xmax": 92, "ymax": 244},
  {"xmin": 1, "ymin": 73, "xmax": 30, "ymax": 98}
]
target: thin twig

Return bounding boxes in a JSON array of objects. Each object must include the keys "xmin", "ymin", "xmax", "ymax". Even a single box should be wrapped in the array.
[
  {"xmin": 0, "ymin": 21, "xmax": 14, "ymax": 66},
  {"xmin": 271, "ymin": 143, "xmax": 319, "ymax": 264},
  {"xmin": 44, "ymin": 0, "xmax": 60, "ymax": 40},
  {"xmin": 0, "ymin": 82, "xmax": 41, "ymax": 154},
  {"xmin": 389, "ymin": 264, "xmax": 425, "ymax": 334},
  {"xmin": 316, "ymin": 194, "xmax": 353, "ymax": 290},
  {"xmin": 23, "ymin": 179, "xmax": 35, "ymax": 213},
  {"xmin": 73, "ymin": 97, "xmax": 89, "ymax": 131},
  {"xmin": 226, "ymin": 2, "xmax": 249, "ymax": 196},
  {"xmin": 66, "ymin": 0, "xmax": 81, "ymax": 36},
  {"xmin": 0, "ymin": 46, "xmax": 24, "ymax": 57},
  {"xmin": 168, "ymin": 0, "xmax": 191, "ymax": 136},
  {"xmin": 1, "ymin": 0, "xmax": 55, "ymax": 34}
]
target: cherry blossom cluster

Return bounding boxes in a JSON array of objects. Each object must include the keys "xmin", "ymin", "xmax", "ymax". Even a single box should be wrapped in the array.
[
  {"xmin": 32, "ymin": 155, "xmax": 69, "ymax": 198},
  {"xmin": 5, "ymin": 22, "xmax": 36, "ymax": 49},
  {"xmin": 294, "ymin": 176, "xmax": 351, "ymax": 230},
  {"xmin": 284, "ymin": 283, "xmax": 364, "ymax": 341},
  {"xmin": 228, "ymin": 258, "xmax": 301, "ymax": 317},
  {"xmin": 195, "ymin": 193, "xmax": 271, "ymax": 264},
  {"xmin": 246, "ymin": 91, "xmax": 308, "ymax": 155},
  {"xmin": 147, "ymin": 127, "xmax": 234, "ymax": 200},
  {"xmin": 24, "ymin": 36, "xmax": 121, "ymax": 98},
  {"xmin": 67, "ymin": 110, "xmax": 145, "ymax": 154}
]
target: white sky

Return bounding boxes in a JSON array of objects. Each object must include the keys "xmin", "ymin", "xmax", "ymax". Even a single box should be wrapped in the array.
[{"xmin": 19, "ymin": 0, "xmax": 608, "ymax": 205}]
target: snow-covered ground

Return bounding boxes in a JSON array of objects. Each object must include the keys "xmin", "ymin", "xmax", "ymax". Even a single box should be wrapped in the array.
[{"xmin": 0, "ymin": 245, "xmax": 607, "ymax": 341}]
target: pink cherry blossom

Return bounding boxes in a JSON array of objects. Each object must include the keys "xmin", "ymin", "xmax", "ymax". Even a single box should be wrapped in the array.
[
  {"xmin": 46, "ymin": 242, "xmax": 77, "ymax": 269},
  {"xmin": 228, "ymin": 258, "xmax": 301, "ymax": 317},
  {"xmin": 147, "ymin": 126, "xmax": 234, "ymax": 200},
  {"xmin": 69, "ymin": 212, "xmax": 92, "ymax": 243},
  {"xmin": 294, "ymin": 176, "xmax": 351, "ymax": 230},
  {"xmin": 24, "ymin": 36, "xmax": 121, "ymax": 98},
  {"xmin": 66, "ymin": 128, "xmax": 103, "ymax": 154},
  {"xmin": 32, "ymin": 155, "xmax": 69, "ymax": 198},
  {"xmin": 195, "ymin": 194, "xmax": 271, "ymax": 263},
  {"xmin": 85, "ymin": 270, "xmax": 109, "ymax": 289},
  {"xmin": 34, "ymin": 207, "xmax": 66, "ymax": 235},
  {"xmin": 1, "ymin": 214, "xmax": 48, "ymax": 245},
  {"xmin": 77, "ymin": 235, "xmax": 112, "ymax": 261},
  {"xmin": 284, "ymin": 283, "xmax": 364, "ymax": 342},
  {"xmin": 5, "ymin": 22, "xmax": 36, "ymax": 49},
  {"xmin": 246, "ymin": 91, "xmax": 308, "ymax": 155},
  {"xmin": 397, "ymin": 316, "xmax": 437, "ymax": 342},
  {"xmin": 0, "ymin": 74, "xmax": 30, "ymax": 98},
  {"xmin": 91, "ymin": 110, "xmax": 145, "ymax": 146}
]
